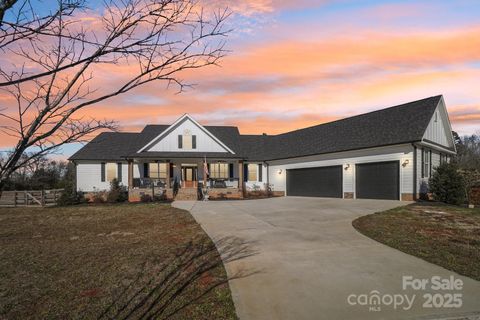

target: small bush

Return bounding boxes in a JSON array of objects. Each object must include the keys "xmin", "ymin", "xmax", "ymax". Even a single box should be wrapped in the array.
[
  {"xmin": 57, "ymin": 189, "xmax": 85, "ymax": 206},
  {"xmin": 140, "ymin": 194, "xmax": 152, "ymax": 202},
  {"xmin": 107, "ymin": 179, "xmax": 128, "ymax": 203},
  {"xmin": 153, "ymin": 192, "xmax": 168, "ymax": 202},
  {"xmin": 92, "ymin": 192, "xmax": 106, "ymax": 203},
  {"xmin": 429, "ymin": 163, "xmax": 466, "ymax": 205},
  {"xmin": 57, "ymin": 181, "xmax": 85, "ymax": 206}
]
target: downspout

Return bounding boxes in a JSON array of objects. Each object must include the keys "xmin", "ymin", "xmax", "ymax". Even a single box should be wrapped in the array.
[{"xmin": 412, "ymin": 144, "xmax": 417, "ymax": 201}]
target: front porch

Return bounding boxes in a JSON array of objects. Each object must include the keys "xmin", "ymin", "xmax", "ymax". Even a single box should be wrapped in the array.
[{"xmin": 126, "ymin": 158, "xmax": 246, "ymax": 201}]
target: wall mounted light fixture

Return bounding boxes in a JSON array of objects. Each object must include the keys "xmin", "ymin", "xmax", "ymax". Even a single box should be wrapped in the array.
[
  {"xmin": 277, "ymin": 169, "xmax": 283, "ymax": 175},
  {"xmin": 344, "ymin": 164, "xmax": 350, "ymax": 171},
  {"xmin": 402, "ymin": 159, "xmax": 409, "ymax": 167}
]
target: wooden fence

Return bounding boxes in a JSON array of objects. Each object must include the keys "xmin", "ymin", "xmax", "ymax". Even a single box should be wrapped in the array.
[{"xmin": 0, "ymin": 189, "xmax": 63, "ymax": 207}]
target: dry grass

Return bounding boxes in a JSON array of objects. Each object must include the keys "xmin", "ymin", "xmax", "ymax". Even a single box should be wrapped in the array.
[
  {"xmin": 353, "ymin": 202, "xmax": 480, "ymax": 280},
  {"xmin": 0, "ymin": 203, "xmax": 238, "ymax": 319}
]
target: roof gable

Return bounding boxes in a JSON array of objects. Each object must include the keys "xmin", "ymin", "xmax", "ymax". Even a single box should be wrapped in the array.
[
  {"xmin": 421, "ymin": 96, "xmax": 456, "ymax": 151},
  {"xmin": 138, "ymin": 114, "xmax": 235, "ymax": 154}
]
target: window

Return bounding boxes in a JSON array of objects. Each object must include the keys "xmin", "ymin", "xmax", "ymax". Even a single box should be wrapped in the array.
[
  {"xmin": 148, "ymin": 163, "xmax": 167, "ymax": 179},
  {"xmin": 247, "ymin": 164, "xmax": 257, "ymax": 181},
  {"xmin": 440, "ymin": 154, "xmax": 450, "ymax": 165},
  {"xmin": 422, "ymin": 149, "xmax": 431, "ymax": 178},
  {"xmin": 178, "ymin": 130, "xmax": 196, "ymax": 150},
  {"xmin": 106, "ymin": 163, "xmax": 117, "ymax": 182},
  {"xmin": 210, "ymin": 163, "xmax": 228, "ymax": 179}
]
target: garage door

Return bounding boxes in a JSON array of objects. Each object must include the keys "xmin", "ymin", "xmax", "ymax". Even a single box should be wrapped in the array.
[
  {"xmin": 286, "ymin": 166, "xmax": 343, "ymax": 198},
  {"xmin": 356, "ymin": 161, "xmax": 399, "ymax": 200}
]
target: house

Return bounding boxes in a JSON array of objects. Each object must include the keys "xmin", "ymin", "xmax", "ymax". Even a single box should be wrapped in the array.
[{"xmin": 69, "ymin": 95, "xmax": 456, "ymax": 201}]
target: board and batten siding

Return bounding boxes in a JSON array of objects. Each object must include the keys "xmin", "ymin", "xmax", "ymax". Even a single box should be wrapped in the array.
[
  {"xmin": 268, "ymin": 144, "xmax": 414, "ymax": 199},
  {"xmin": 422, "ymin": 100, "xmax": 454, "ymax": 149},
  {"xmin": 146, "ymin": 118, "xmax": 229, "ymax": 153},
  {"xmin": 76, "ymin": 161, "xmax": 130, "ymax": 192}
]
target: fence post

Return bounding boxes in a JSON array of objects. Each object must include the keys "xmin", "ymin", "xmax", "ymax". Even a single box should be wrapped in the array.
[{"xmin": 25, "ymin": 190, "xmax": 28, "ymax": 206}]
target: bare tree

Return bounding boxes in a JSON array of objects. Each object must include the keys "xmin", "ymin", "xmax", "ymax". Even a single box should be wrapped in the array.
[{"xmin": 0, "ymin": 0, "xmax": 231, "ymax": 186}]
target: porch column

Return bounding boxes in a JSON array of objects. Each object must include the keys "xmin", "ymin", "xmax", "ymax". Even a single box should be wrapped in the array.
[
  {"xmin": 128, "ymin": 160, "xmax": 134, "ymax": 189},
  {"xmin": 238, "ymin": 160, "xmax": 244, "ymax": 194},
  {"xmin": 166, "ymin": 160, "xmax": 171, "ymax": 188}
]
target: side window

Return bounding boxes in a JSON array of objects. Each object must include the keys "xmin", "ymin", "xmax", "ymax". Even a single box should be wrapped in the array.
[
  {"xmin": 422, "ymin": 149, "xmax": 430, "ymax": 178},
  {"xmin": 149, "ymin": 163, "xmax": 167, "ymax": 179},
  {"xmin": 106, "ymin": 163, "xmax": 117, "ymax": 182},
  {"xmin": 247, "ymin": 164, "xmax": 257, "ymax": 181}
]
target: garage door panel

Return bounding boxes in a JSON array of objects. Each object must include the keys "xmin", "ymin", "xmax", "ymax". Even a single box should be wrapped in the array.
[
  {"xmin": 356, "ymin": 161, "xmax": 399, "ymax": 200},
  {"xmin": 287, "ymin": 166, "xmax": 342, "ymax": 198}
]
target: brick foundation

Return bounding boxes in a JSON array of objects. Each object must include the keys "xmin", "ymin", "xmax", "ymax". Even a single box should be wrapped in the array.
[
  {"xmin": 344, "ymin": 192, "xmax": 354, "ymax": 199},
  {"xmin": 208, "ymin": 188, "xmax": 243, "ymax": 200},
  {"xmin": 401, "ymin": 193, "xmax": 414, "ymax": 201}
]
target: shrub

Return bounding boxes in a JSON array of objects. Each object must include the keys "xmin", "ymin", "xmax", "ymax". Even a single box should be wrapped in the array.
[
  {"xmin": 107, "ymin": 179, "xmax": 128, "ymax": 203},
  {"xmin": 57, "ymin": 181, "xmax": 85, "ymax": 206},
  {"xmin": 429, "ymin": 163, "xmax": 466, "ymax": 205},
  {"xmin": 92, "ymin": 192, "xmax": 106, "ymax": 203},
  {"xmin": 140, "ymin": 194, "xmax": 152, "ymax": 202},
  {"xmin": 57, "ymin": 189, "xmax": 85, "ymax": 206}
]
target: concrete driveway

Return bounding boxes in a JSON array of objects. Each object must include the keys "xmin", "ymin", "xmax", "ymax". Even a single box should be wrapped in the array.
[{"xmin": 173, "ymin": 197, "xmax": 480, "ymax": 320}]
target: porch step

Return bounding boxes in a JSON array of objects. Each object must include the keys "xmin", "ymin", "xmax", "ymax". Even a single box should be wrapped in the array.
[{"xmin": 175, "ymin": 188, "xmax": 198, "ymax": 201}]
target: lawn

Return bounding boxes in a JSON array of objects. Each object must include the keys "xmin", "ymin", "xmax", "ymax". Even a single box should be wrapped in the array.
[
  {"xmin": 0, "ymin": 203, "xmax": 240, "ymax": 319},
  {"xmin": 353, "ymin": 202, "xmax": 480, "ymax": 281}
]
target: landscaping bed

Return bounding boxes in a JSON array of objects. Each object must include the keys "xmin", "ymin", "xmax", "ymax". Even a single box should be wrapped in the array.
[
  {"xmin": 353, "ymin": 202, "xmax": 480, "ymax": 280},
  {"xmin": 0, "ymin": 203, "xmax": 237, "ymax": 319}
]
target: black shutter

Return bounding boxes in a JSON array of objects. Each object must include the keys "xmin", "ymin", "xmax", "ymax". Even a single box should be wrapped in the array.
[
  {"xmin": 229, "ymin": 163, "xmax": 234, "ymax": 178},
  {"xmin": 429, "ymin": 150, "xmax": 432, "ymax": 177},
  {"xmin": 178, "ymin": 135, "xmax": 183, "ymax": 148},
  {"xmin": 192, "ymin": 135, "xmax": 196, "ymax": 149},
  {"xmin": 258, "ymin": 164, "xmax": 263, "ymax": 182},
  {"xmin": 101, "ymin": 162, "xmax": 106, "ymax": 182},
  {"xmin": 170, "ymin": 163, "xmax": 174, "ymax": 178},
  {"xmin": 117, "ymin": 163, "xmax": 122, "ymax": 182},
  {"xmin": 244, "ymin": 164, "xmax": 248, "ymax": 182},
  {"xmin": 421, "ymin": 149, "xmax": 424, "ymax": 178},
  {"xmin": 144, "ymin": 163, "xmax": 149, "ymax": 178}
]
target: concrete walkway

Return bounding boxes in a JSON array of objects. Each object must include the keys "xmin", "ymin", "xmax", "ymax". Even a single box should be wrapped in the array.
[{"xmin": 173, "ymin": 197, "xmax": 480, "ymax": 320}]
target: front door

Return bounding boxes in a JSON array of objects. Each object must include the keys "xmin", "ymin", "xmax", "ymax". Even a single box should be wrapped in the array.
[{"xmin": 182, "ymin": 166, "xmax": 197, "ymax": 188}]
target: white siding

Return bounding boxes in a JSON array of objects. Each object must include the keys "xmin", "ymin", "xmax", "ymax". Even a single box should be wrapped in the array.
[
  {"xmin": 76, "ymin": 161, "xmax": 128, "ymax": 192},
  {"xmin": 147, "ymin": 118, "xmax": 229, "ymax": 153},
  {"xmin": 267, "ymin": 144, "xmax": 414, "ymax": 197},
  {"xmin": 422, "ymin": 100, "xmax": 454, "ymax": 149}
]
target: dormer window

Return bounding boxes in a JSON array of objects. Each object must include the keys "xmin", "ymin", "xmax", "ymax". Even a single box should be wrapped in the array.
[{"xmin": 178, "ymin": 130, "xmax": 196, "ymax": 150}]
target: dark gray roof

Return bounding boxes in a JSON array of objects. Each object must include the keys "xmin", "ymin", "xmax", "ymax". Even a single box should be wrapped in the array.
[
  {"xmin": 69, "ymin": 95, "xmax": 442, "ymax": 161},
  {"xmin": 264, "ymin": 95, "xmax": 443, "ymax": 160},
  {"xmin": 69, "ymin": 125, "xmax": 245, "ymax": 160}
]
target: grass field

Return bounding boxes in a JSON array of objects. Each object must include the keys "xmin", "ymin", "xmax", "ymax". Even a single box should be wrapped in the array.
[
  {"xmin": 353, "ymin": 202, "xmax": 480, "ymax": 281},
  {"xmin": 0, "ymin": 203, "xmax": 239, "ymax": 319}
]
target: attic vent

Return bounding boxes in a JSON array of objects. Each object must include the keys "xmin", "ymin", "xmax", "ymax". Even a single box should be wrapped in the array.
[{"xmin": 434, "ymin": 111, "xmax": 438, "ymax": 122}]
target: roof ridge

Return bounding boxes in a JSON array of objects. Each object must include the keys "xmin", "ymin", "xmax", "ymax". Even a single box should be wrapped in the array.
[{"xmin": 274, "ymin": 95, "xmax": 442, "ymax": 137}]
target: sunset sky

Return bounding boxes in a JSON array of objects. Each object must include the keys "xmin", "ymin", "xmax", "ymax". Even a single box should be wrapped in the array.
[{"xmin": 1, "ymin": 0, "xmax": 480, "ymax": 158}]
